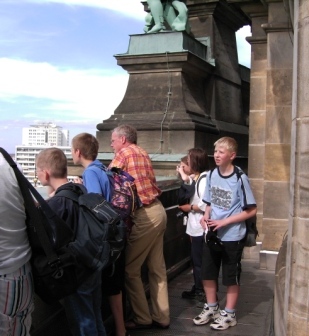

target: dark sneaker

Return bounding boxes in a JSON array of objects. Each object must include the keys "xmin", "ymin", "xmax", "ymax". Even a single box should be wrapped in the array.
[
  {"xmin": 181, "ymin": 286, "xmax": 204, "ymax": 299},
  {"xmin": 196, "ymin": 293, "xmax": 207, "ymax": 308},
  {"xmin": 152, "ymin": 320, "xmax": 170, "ymax": 329}
]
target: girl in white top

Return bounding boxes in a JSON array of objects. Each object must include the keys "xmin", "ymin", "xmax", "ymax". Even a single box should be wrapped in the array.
[{"xmin": 178, "ymin": 148, "xmax": 209, "ymax": 299}]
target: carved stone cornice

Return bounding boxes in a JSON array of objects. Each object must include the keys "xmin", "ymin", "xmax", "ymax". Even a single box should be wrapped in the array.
[
  {"xmin": 246, "ymin": 36, "xmax": 267, "ymax": 44},
  {"xmin": 187, "ymin": 0, "xmax": 251, "ymax": 31},
  {"xmin": 261, "ymin": 22, "xmax": 293, "ymax": 33}
]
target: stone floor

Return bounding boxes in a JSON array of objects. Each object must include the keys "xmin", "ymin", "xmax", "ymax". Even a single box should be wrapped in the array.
[
  {"xmin": 32, "ymin": 257, "xmax": 275, "ymax": 336},
  {"xmin": 128, "ymin": 258, "xmax": 275, "ymax": 336}
]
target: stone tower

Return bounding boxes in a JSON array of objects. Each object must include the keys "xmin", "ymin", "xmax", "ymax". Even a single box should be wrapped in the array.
[
  {"xmin": 96, "ymin": 1, "xmax": 309, "ymax": 333},
  {"xmin": 96, "ymin": 0, "xmax": 250, "ymax": 160}
]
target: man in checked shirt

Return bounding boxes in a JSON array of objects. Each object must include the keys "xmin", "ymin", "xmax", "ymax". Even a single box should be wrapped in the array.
[{"xmin": 110, "ymin": 125, "xmax": 170, "ymax": 331}]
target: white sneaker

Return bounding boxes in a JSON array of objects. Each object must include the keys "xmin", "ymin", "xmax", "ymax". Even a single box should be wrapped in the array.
[
  {"xmin": 193, "ymin": 303, "xmax": 220, "ymax": 325},
  {"xmin": 210, "ymin": 309, "xmax": 237, "ymax": 330}
]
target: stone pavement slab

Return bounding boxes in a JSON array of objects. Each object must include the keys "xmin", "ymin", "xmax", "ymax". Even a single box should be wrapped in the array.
[{"xmin": 128, "ymin": 258, "xmax": 275, "ymax": 336}]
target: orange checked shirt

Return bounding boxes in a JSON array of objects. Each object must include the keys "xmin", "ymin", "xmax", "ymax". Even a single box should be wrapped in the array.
[{"xmin": 109, "ymin": 144, "xmax": 161, "ymax": 205}]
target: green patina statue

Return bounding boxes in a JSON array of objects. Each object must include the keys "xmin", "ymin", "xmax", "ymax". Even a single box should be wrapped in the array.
[{"xmin": 144, "ymin": 0, "xmax": 190, "ymax": 34}]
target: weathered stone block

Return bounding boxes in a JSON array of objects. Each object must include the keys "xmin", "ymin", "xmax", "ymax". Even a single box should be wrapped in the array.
[
  {"xmin": 266, "ymin": 68, "xmax": 293, "ymax": 106},
  {"xmin": 250, "ymin": 76, "xmax": 266, "ymax": 110},
  {"xmin": 298, "ymin": 18, "xmax": 309, "ymax": 117},
  {"xmin": 250, "ymin": 43, "xmax": 267, "ymax": 74},
  {"xmin": 249, "ymin": 111, "xmax": 266, "ymax": 145},
  {"xmin": 268, "ymin": 3, "xmax": 289, "ymax": 24},
  {"xmin": 248, "ymin": 146, "xmax": 264, "ymax": 179},
  {"xmin": 261, "ymin": 219, "xmax": 288, "ymax": 251},
  {"xmin": 268, "ymin": 33, "xmax": 293, "ymax": 69},
  {"xmin": 297, "ymin": 171, "xmax": 309, "ymax": 219},
  {"xmin": 265, "ymin": 106, "xmax": 291, "ymax": 144},
  {"xmin": 263, "ymin": 181, "xmax": 289, "ymax": 219},
  {"xmin": 264, "ymin": 144, "xmax": 290, "ymax": 181}
]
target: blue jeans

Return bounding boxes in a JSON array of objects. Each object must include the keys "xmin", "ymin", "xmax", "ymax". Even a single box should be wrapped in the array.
[{"xmin": 62, "ymin": 270, "xmax": 106, "ymax": 336}]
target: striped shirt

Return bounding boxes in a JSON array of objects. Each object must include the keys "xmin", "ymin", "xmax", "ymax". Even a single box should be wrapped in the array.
[{"xmin": 110, "ymin": 144, "xmax": 161, "ymax": 205}]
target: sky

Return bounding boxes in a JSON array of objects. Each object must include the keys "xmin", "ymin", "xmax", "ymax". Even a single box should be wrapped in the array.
[{"xmin": 0, "ymin": 0, "xmax": 251, "ymax": 154}]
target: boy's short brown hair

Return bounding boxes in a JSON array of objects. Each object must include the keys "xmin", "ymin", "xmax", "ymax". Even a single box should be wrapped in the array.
[
  {"xmin": 36, "ymin": 148, "xmax": 67, "ymax": 178},
  {"xmin": 214, "ymin": 137, "xmax": 238, "ymax": 153},
  {"xmin": 72, "ymin": 133, "xmax": 99, "ymax": 161}
]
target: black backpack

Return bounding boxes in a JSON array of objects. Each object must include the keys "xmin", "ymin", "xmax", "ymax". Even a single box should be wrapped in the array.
[
  {"xmin": 209, "ymin": 167, "xmax": 258, "ymax": 247},
  {"xmin": 0, "ymin": 147, "xmax": 126, "ymax": 304},
  {"xmin": 56, "ymin": 185, "xmax": 127, "ymax": 271}
]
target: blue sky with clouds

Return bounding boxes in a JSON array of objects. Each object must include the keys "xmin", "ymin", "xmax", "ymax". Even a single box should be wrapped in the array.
[{"xmin": 0, "ymin": 0, "xmax": 251, "ymax": 153}]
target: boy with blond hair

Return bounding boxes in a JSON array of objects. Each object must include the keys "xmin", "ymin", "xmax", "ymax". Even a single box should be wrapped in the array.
[
  {"xmin": 193, "ymin": 137, "xmax": 257, "ymax": 331},
  {"xmin": 36, "ymin": 147, "xmax": 106, "ymax": 336}
]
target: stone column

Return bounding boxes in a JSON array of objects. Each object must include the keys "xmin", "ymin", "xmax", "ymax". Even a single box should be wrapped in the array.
[
  {"xmin": 261, "ymin": 2, "xmax": 293, "ymax": 251},
  {"xmin": 284, "ymin": 0, "xmax": 309, "ymax": 334},
  {"xmin": 246, "ymin": 5, "xmax": 268, "ymax": 245},
  {"xmin": 187, "ymin": 0, "xmax": 250, "ymax": 125},
  {"xmin": 245, "ymin": 0, "xmax": 293, "ymax": 251}
]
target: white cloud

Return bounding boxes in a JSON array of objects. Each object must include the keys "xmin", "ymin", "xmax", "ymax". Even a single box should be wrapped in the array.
[
  {"xmin": 0, "ymin": 58, "xmax": 129, "ymax": 122},
  {"xmin": 23, "ymin": 0, "xmax": 146, "ymax": 20}
]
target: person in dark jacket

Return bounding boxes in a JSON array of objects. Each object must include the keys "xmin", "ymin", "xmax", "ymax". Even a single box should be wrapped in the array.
[{"xmin": 36, "ymin": 147, "xmax": 106, "ymax": 336}]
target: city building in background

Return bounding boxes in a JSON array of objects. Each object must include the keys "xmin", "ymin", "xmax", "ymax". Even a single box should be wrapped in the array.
[
  {"xmin": 22, "ymin": 122, "xmax": 69, "ymax": 147},
  {"xmin": 16, "ymin": 123, "xmax": 72, "ymax": 185},
  {"xmin": 15, "ymin": 145, "xmax": 72, "ymax": 185}
]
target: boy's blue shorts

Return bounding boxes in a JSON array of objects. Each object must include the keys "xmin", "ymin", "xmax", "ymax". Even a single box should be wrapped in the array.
[{"xmin": 201, "ymin": 237, "xmax": 245, "ymax": 286}]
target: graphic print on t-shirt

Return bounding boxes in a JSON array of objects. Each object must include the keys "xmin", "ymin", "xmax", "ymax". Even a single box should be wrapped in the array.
[{"xmin": 211, "ymin": 186, "xmax": 232, "ymax": 210}]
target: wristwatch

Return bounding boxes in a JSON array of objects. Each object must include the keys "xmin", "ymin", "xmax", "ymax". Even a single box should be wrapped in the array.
[{"xmin": 191, "ymin": 204, "xmax": 194, "ymax": 211}]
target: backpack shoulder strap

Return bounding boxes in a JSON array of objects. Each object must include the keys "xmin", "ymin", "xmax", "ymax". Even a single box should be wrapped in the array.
[
  {"xmin": 208, "ymin": 168, "xmax": 216, "ymax": 182},
  {"xmin": 234, "ymin": 166, "xmax": 248, "ymax": 208},
  {"xmin": 235, "ymin": 166, "xmax": 244, "ymax": 180},
  {"xmin": 56, "ymin": 184, "xmax": 86, "ymax": 203},
  {"xmin": 196, "ymin": 172, "xmax": 206, "ymax": 198},
  {"xmin": 0, "ymin": 147, "xmax": 60, "ymax": 264}
]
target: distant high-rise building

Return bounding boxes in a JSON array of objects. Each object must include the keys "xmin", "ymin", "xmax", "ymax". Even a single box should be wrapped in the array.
[
  {"xmin": 22, "ymin": 122, "xmax": 69, "ymax": 147},
  {"xmin": 15, "ymin": 145, "xmax": 72, "ymax": 185},
  {"xmin": 16, "ymin": 123, "xmax": 71, "ymax": 185}
]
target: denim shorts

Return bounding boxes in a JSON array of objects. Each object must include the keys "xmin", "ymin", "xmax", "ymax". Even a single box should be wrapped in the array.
[{"xmin": 201, "ymin": 238, "xmax": 245, "ymax": 286}]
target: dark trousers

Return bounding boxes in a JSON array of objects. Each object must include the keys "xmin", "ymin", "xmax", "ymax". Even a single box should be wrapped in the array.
[{"xmin": 191, "ymin": 235, "xmax": 204, "ymax": 291}]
